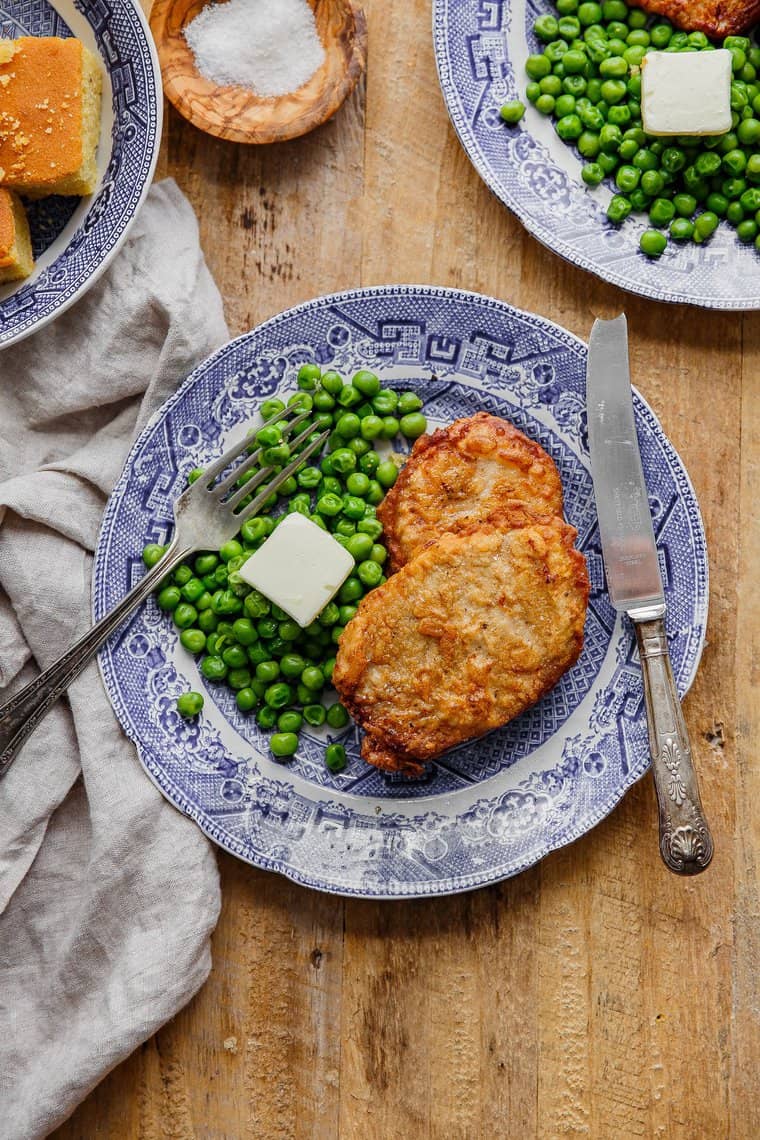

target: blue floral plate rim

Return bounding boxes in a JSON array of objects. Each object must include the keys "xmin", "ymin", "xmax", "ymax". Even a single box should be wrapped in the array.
[{"xmin": 93, "ymin": 284, "xmax": 709, "ymax": 898}]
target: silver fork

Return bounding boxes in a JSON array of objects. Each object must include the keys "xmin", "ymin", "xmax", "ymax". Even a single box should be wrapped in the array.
[{"xmin": 0, "ymin": 405, "xmax": 329, "ymax": 779}]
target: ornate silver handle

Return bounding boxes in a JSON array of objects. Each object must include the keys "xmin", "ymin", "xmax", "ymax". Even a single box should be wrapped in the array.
[
  {"xmin": 632, "ymin": 613, "xmax": 713, "ymax": 875},
  {"xmin": 0, "ymin": 541, "xmax": 191, "ymax": 779}
]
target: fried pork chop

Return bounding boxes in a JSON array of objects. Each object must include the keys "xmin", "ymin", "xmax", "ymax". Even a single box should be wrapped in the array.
[
  {"xmin": 628, "ymin": 0, "xmax": 759, "ymax": 38},
  {"xmin": 333, "ymin": 512, "xmax": 589, "ymax": 776},
  {"xmin": 377, "ymin": 413, "xmax": 563, "ymax": 571}
]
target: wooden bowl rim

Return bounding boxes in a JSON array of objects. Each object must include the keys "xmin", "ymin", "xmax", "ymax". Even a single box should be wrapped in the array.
[{"xmin": 150, "ymin": 0, "xmax": 367, "ymax": 144}]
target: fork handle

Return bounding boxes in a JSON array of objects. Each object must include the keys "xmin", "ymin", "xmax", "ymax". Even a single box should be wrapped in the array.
[
  {"xmin": 0, "ymin": 540, "xmax": 192, "ymax": 779},
  {"xmin": 632, "ymin": 611, "xmax": 713, "ymax": 875}
]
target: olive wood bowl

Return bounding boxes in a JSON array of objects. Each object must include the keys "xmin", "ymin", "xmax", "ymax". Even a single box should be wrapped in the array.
[{"xmin": 149, "ymin": 0, "xmax": 367, "ymax": 143}]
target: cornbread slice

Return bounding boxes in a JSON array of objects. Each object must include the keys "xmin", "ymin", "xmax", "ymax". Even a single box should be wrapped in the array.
[
  {"xmin": 0, "ymin": 37, "xmax": 102, "ymax": 198},
  {"xmin": 0, "ymin": 186, "xmax": 33, "ymax": 282}
]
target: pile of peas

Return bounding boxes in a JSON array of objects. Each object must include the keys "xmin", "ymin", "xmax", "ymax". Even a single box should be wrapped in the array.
[
  {"xmin": 143, "ymin": 364, "xmax": 427, "ymax": 774},
  {"xmin": 499, "ymin": 0, "xmax": 760, "ymax": 257}
]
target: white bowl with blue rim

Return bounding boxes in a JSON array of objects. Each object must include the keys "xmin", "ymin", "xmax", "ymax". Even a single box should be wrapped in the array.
[
  {"xmin": 433, "ymin": 0, "xmax": 760, "ymax": 309},
  {"xmin": 93, "ymin": 285, "xmax": 709, "ymax": 898},
  {"xmin": 0, "ymin": 0, "xmax": 162, "ymax": 349}
]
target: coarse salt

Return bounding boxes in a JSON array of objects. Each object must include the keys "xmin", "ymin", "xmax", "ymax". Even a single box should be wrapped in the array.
[{"xmin": 184, "ymin": 0, "xmax": 326, "ymax": 99}]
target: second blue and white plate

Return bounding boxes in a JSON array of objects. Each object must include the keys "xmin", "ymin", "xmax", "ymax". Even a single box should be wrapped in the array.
[
  {"xmin": 434, "ymin": 0, "xmax": 760, "ymax": 309},
  {"xmin": 0, "ymin": 0, "xmax": 161, "ymax": 348},
  {"xmin": 93, "ymin": 286, "xmax": 708, "ymax": 897}
]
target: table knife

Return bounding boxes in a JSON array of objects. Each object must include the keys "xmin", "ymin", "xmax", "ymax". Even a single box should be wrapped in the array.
[{"xmin": 586, "ymin": 314, "xmax": 713, "ymax": 875}]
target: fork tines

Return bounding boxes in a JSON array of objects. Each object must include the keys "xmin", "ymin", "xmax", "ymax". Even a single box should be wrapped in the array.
[{"xmin": 191, "ymin": 403, "xmax": 330, "ymax": 521}]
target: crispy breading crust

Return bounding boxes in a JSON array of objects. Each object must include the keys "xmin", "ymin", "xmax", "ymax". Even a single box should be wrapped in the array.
[
  {"xmin": 377, "ymin": 412, "xmax": 564, "ymax": 572},
  {"xmin": 333, "ymin": 512, "xmax": 590, "ymax": 776},
  {"xmin": 628, "ymin": 0, "xmax": 760, "ymax": 38}
]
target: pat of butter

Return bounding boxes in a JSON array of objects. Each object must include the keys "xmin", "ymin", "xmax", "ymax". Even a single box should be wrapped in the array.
[
  {"xmin": 641, "ymin": 50, "xmax": 731, "ymax": 137},
  {"xmin": 238, "ymin": 512, "xmax": 354, "ymax": 628}
]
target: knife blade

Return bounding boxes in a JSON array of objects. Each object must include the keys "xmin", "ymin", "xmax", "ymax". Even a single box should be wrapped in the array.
[
  {"xmin": 586, "ymin": 314, "xmax": 713, "ymax": 876},
  {"xmin": 586, "ymin": 313, "xmax": 664, "ymax": 616}
]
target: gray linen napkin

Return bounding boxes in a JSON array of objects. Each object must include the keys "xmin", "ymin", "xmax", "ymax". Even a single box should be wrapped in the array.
[{"xmin": 0, "ymin": 179, "xmax": 228, "ymax": 1139}]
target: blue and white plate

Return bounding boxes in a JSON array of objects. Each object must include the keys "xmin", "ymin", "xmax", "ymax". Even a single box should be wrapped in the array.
[
  {"xmin": 93, "ymin": 286, "xmax": 708, "ymax": 898},
  {"xmin": 433, "ymin": 0, "xmax": 760, "ymax": 309},
  {"xmin": 0, "ymin": 0, "xmax": 161, "ymax": 348}
]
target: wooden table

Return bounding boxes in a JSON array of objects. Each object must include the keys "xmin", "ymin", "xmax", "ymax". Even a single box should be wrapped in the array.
[{"xmin": 53, "ymin": 1, "xmax": 760, "ymax": 1134}]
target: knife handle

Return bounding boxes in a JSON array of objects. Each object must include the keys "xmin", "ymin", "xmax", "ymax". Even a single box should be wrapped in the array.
[{"xmin": 632, "ymin": 614, "xmax": 714, "ymax": 875}]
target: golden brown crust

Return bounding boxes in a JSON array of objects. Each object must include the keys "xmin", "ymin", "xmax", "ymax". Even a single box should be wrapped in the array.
[
  {"xmin": 333, "ymin": 516, "xmax": 590, "ymax": 775},
  {"xmin": 377, "ymin": 412, "xmax": 564, "ymax": 572},
  {"xmin": 0, "ymin": 186, "xmax": 33, "ymax": 282},
  {"xmin": 628, "ymin": 0, "xmax": 760, "ymax": 37},
  {"xmin": 0, "ymin": 37, "xmax": 102, "ymax": 198}
]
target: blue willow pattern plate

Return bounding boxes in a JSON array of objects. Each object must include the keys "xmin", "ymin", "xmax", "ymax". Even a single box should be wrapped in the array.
[
  {"xmin": 93, "ymin": 286, "xmax": 708, "ymax": 898},
  {"xmin": 433, "ymin": 0, "xmax": 760, "ymax": 309},
  {"xmin": 0, "ymin": 0, "xmax": 161, "ymax": 348}
]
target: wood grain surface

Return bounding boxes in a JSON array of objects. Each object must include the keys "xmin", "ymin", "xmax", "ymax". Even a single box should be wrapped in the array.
[{"xmin": 52, "ymin": 0, "xmax": 760, "ymax": 1135}]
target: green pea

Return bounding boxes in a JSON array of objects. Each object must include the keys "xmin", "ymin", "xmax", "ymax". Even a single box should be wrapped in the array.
[
  {"xmin": 316, "ymin": 492, "xmax": 344, "ymax": 517},
  {"xmin": 641, "ymin": 170, "xmax": 665, "ymax": 197},
  {"xmin": 746, "ymin": 154, "xmax": 760, "ymax": 182},
  {"xmin": 344, "ymin": 472, "xmax": 369, "ymax": 497},
  {"xmin": 320, "ymin": 370, "xmax": 344, "ymax": 396},
  {"xmin": 741, "ymin": 186, "xmax": 760, "ymax": 211},
  {"xmin": 599, "ymin": 55, "xmax": 627, "ymax": 78},
  {"xmin": 648, "ymin": 198, "xmax": 675, "ymax": 227},
  {"xmin": 222, "ymin": 644, "xmax": 247, "ymax": 669},
  {"xmin": 693, "ymin": 211, "xmax": 719, "ymax": 242},
  {"xmin": 349, "ymin": 437, "xmax": 371, "ymax": 457},
  {"xmin": 227, "ymin": 667, "xmax": 252, "ymax": 691},
  {"xmin": 303, "ymin": 704, "xmax": 326, "ymax": 727},
  {"xmin": 260, "ymin": 398, "xmax": 285, "ymax": 420},
  {"xmin": 256, "ymin": 424, "xmax": 282, "ymax": 448},
  {"xmin": 608, "ymin": 104, "xmax": 631, "ymax": 126},
  {"xmin": 330, "ymin": 448, "xmax": 357, "ymax": 476},
  {"xmin": 582, "ymin": 162, "xmax": 604, "ymax": 186},
  {"xmin": 179, "ymin": 628, "xmax": 206, "ymax": 654},
  {"xmin": 399, "ymin": 413, "xmax": 427, "ymax": 439},
  {"xmin": 554, "ymin": 93, "xmax": 576, "ymax": 118},
  {"xmin": 142, "ymin": 543, "xmax": 166, "ymax": 568},
  {"xmin": 277, "ymin": 620, "xmax": 299, "ymax": 642},
  {"xmin": 350, "ymin": 370, "xmax": 380, "ymax": 398},
  {"xmin": 187, "ymin": 467, "xmax": 205, "ymax": 485},
  {"xmin": 500, "ymin": 100, "xmax": 526, "ymax": 124},
  {"xmin": 270, "ymin": 732, "xmax": 298, "ymax": 758},
  {"xmin": 336, "ymin": 385, "xmax": 363, "ymax": 409},
  {"xmin": 322, "ymin": 743, "xmax": 346, "ymax": 773},
  {"xmin": 338, "ymin": 576, "xmax": 363, "ymax": 604},
  {"xmin": 337, "ymin": 604, "xmax": 358, "ymax": 626},
  {"xmin": 265, "ymin": 682, "xmax": 294, "ymax": 709},
  {"xmin": 359, "ymin": 414, "xmax": 384, "ymax": 440},
  {"xmin": 737, "ymin": 218, "xmax": 758, "ymax": 242},
  {"xmin": 157, "ymin": 585, "xmax": 181, "ymax": 612},
  {"xmin": 579, "ymin": 103, "xmax": 604, "ymax": 130},
  {"xmin": 172, "ymin": 567, "xmax": 192, "ymax": 591},
  {"xmin": 178, "ymin": 578, "xmax": 204, "ymax": 605},
  {"xmin": 234, "ymin": 687, "xmax": 257, "ymax": 713},
  {"xmin": 562, "ymin": 49, "xmax": 587, "ymax": 74},
  {"xmin": 287, "ymin": 392, "xmax": 313, "ymax": 412},
  {"xmin": 373, "ymin": 460, "xmax": 397, "ymax": 489},
  {"xmin": 632, "ymin": 148, "xmax": 658, "ymax": 173},
  {"xmin": 533, "ymin": 93, "xmax": 553, "ymax": 115},
  {"xmin": 357, "ymin": 560, "xmax": 383, "ymax": 588},
  {"xmin": 197, "ymin": 609, "xmax": 218, "ymax": 634},
  {"xmin": 615, "ymin": 165, "xmax": 640, "ymax": 193},
  {"xmin": 607, "ymin": 194, "xmax": 632, "ymax": 224},
  {"xmin": 669, "ymin": 217, "xmax": 694, "ymax": 241},
  {"xmin": 297, "ymin": 363, "xmax": 321, "ymax": 390},
  {"xmin": 526, "ymin": 81, "xmax": 541, "ymax": 105},
  {"xmin": 218, "ymin": 540, "xmax": 242, "ymax": 564},
  {"xmin": 256, "ymin": 660, "xmax": 280, "ymax": 683},
  {"xmin": 336, "ymin": 413, "xmax": 361, "ymax": 440},
  {"xmin": 301, "ymin": 666, "xmax": 324, "ymax": 692},
  {"xmin": 256, "ymin": 706, "xmax": 277, "ymax": 729},
  {"xmin": 726, "ymin": 200, "xmax": 745, "ymax": 224},
  {"xmin": 526, "ymin": 53, "xmax": 551, "ymax": 79},
  {"xmin": 672, "ymin": 193, "xmax": 697, "ymax": 217},
  {"xmin": 558, "ymin": 15, "xmax": 581, "ymax": 38},
  {"xmin": 723, "ymin": 177, "xmax": 747, "ymax": 199},
  {"xmin": 340, "ymin": 494, "xmax": 365, "ymax": 520},
  {"xmin": 335, "ymin": 519, "xmax": 357, "ymax": 537},
  {"xmin": 599, "ymin": 123, "xmax": 622, "ymax": 154},
  {"xmin": 201, "ymin": 655, "xmax": 227, "ymax": 682},
  {"xmin": 326, "ymin": 703, "xmax": 350, "ymax": 729},
  {"xmin": 177, "ymin": 691, "xmax": 204, "ymax": 718},
  {"xmin": 706, "ymin": 192, "xmax": 729, "ymax": 217},
  {"xmin": 639, "ymin": 230, "xmax": 667, "ymax": 258},
  {"xmin": 534, "ymin": 13, "xmax": 559, "ymax": 40},
  {"xmin": 278, "ymin": 654, "xmax": 305, "ymax": 679},
  {"xmin": 345, "ymin": 532, "xmax": 374, "ymax": 561},
  {"xmin": 277, "ymin": 710, "xmax": 303, "ymax": 733},
  {"xmin": 555, "ymin": 113, "xmax": 583, "ymax": 141},
  {"xmin": 600, "ymin": 78, "xmax": 627, "ymax": 104},
  {"xmin": 650, "ymin": 22, "xmax": 672, "ymax": 48}
]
